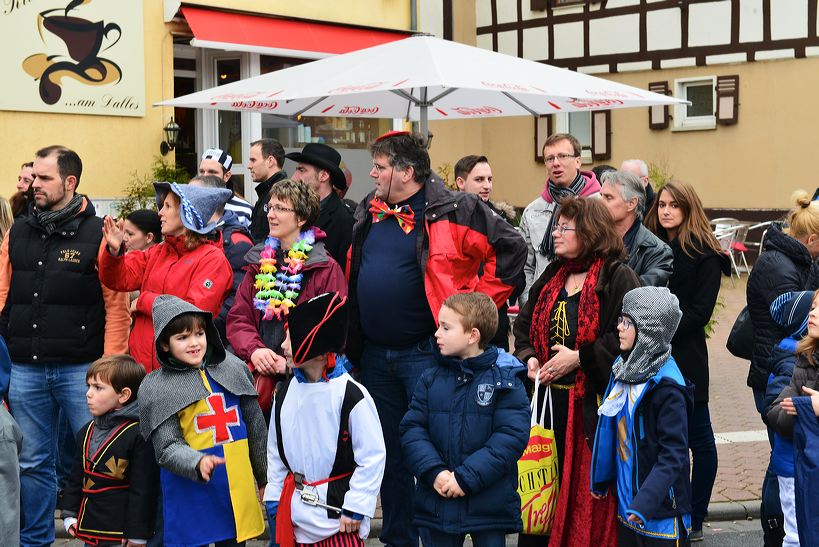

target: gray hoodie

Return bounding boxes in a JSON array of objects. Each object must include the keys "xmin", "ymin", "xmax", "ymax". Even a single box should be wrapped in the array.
[
  {"xmin": 138, "ymin": 295, "xmax": 266, "ymax": 484},
  {"xmin": 612, "ymin": 286, "xmax": 682, "ymax": 384}
]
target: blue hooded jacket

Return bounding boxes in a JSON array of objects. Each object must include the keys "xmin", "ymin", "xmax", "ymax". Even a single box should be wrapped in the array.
[
  {"xmin": 793, "ymin": 396, "xmax": 819, "ymax": 546},
  {"xmin": 400, "ymin": 346, "xmax": 530, "ymax": 534},
  {"xmin": 764, "ymin": 290, "xmax": 813, "ymax": 477},
  {"xmin": 591, "ymin": 359, "xmax": 694, "ymax": 535}
]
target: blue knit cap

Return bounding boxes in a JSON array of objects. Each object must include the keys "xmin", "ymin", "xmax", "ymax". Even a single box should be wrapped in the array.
[{"xmin": 770, "ymin": 290, "xmax": 814, "ymax": 338}]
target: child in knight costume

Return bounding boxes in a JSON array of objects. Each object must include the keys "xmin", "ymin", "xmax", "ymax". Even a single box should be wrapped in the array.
[
  {"xmin": 60, "ymin": 355, "xmax": 158, "ymax": 546},
  {"xmin": 265, "ymin": 292, "xmax": 385, "ymax": 547},
  {"xmin": 590, "ymin": 286, "xmax": 694, "ymax": 546},
  {"xmin": 138, "ymin": 295, "xmax": 267, "ymax": 546}
]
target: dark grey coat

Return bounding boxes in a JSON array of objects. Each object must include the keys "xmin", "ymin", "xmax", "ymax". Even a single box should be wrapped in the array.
[{"xmin": 626, "ymin": 223, "xmax": 674, "ymax": 288}]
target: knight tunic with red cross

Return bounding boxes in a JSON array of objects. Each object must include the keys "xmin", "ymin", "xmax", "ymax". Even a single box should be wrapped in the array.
[{"xmin": 160, "ymin": 369, "xmax": 265, "ymax": 546}]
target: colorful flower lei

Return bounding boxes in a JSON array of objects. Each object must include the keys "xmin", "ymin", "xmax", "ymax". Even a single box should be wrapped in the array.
[{"xmin": 253, "ymin": 229, "xmax": 315, "ymax": 320}]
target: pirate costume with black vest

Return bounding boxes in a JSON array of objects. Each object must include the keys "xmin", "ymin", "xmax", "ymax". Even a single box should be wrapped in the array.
[{"xmin": 265, "ymin": 292, "xmax": 385, "ymax": 547}]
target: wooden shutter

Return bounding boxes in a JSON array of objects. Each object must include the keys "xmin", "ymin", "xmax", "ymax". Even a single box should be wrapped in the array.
[
  {"xmin": 591, "ymin": 110, "xmax": 611, "ymax": 161},
  {"xmin": 648, "ymin": 81, "xmax": 670, "ymax": 130},
  {"xmin": 716, "ymin": 75, "xmax": 739, "ymax": 125}
]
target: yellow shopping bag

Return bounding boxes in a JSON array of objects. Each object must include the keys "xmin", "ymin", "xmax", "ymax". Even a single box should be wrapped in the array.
[{"xmin": 517, "ymin": 375, "xmax": 559, "ymax": 535}]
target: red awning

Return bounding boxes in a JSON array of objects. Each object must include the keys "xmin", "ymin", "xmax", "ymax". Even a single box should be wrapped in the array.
[{"xmin": 181, "ymin": 6, "xmax": 410, "ymax": 59}]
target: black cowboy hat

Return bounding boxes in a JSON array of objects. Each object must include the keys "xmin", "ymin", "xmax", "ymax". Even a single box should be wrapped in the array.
[{"xmin": 286, "ymin": 143, "xmax": 347, "ymax": 191}]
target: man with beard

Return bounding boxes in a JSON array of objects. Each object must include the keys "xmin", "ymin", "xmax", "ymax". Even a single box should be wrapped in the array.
[{"xmin": 0, "ymin": 145, "xmax": 129, "ymax": 546}]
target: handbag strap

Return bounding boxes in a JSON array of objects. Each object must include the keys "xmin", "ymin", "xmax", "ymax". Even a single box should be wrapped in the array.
[
  {"xmin": 531, "ymin": 374, "xmax": 552, "ymax": 428},
  {"xmin": 531, "ymin": 373, "xmax": 540, "ymax": 427}
]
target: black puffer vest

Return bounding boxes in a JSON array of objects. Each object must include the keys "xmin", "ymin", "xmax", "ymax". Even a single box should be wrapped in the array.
[{"xmin": 5, "ymin": 201, "xmax": 106, "ymax": 364}]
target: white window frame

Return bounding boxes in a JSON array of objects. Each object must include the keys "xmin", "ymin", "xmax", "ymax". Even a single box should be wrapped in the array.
[
  {"xmin": 555, "ymin": 112, "xmax": 593, "ymax": 164},
  {"xmin": 673, "ymin": 76, "xmax": 716, "ymax": 132}
]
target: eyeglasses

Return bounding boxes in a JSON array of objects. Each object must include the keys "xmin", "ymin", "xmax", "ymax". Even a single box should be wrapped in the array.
[
  {"xmin": 543, "ymin": 153, "xmax": 578, "ymax": 165},
  {"xmin": 552, "ymin": 224, "xmax": 576, "ymax": 235},
  {"xmin": 263, "ymin": 204, "xmax": 295, "ymax": 214},
  {"xmin": 617, "ymin": 315, "xmax": 634, "ymax": 330}
]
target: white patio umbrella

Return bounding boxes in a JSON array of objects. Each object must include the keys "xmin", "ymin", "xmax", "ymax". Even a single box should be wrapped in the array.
[{"xmin": 159, "ymin": 34, "xmax": 685, "ymax": 137}]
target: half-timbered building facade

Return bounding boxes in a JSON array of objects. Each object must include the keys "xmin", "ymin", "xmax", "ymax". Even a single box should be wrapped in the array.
[{"xmin": 422, "ymin": 0, "xmax": 819, "ymax": 216}]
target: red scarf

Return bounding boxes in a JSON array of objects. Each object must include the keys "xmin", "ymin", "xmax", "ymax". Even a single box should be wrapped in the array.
[{"xmin": 530, "ymin": 258, "xmax": 603, "ymax": 396}]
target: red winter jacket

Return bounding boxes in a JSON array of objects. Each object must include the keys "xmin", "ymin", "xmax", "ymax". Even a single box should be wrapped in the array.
[
  {"xmin": 98, "ymin": 235, "xmax": 233, "ymax": 372},
  {"xmin": 226, "ymin": 231, "xmax": 347, "ymax": 366}
]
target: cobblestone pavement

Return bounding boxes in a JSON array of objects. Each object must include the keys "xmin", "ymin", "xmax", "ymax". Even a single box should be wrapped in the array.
[{"xmin": 708, "ymin": 276, "xmax": 766, "ymax": 503}]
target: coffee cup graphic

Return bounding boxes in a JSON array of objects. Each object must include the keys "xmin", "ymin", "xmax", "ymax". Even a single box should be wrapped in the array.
[
  {"xmin": 22, "ymin": 4, "xmax": 123, "ymax": 105},
  {"xmin": 41, "ymin": 11, "xmax": 121, "ymax": 65}
]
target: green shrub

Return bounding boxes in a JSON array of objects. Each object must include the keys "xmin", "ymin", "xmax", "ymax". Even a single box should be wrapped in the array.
[{"xmin": 114, "ymin": 157, "xmax": 190, "ymax": 218}]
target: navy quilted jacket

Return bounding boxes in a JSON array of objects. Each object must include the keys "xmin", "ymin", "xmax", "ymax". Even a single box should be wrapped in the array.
[{"xmin": 400, "ymin": 346, "xmax": 530, "ymax": 534}]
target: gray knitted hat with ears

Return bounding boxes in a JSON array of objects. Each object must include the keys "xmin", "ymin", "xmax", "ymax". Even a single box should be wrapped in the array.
[
  {"xmin": 611, "ymin": 286, "xmax": 682, "ymax": 384},
  {"xmin": 153, "ymin": 182, "xmax": 232, "ymax": 234}
]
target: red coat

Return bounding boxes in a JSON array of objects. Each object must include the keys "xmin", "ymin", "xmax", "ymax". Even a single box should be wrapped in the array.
[
  {"xmin": 227, "ymin": 236, "xmax": 347, "ymax": 366},
  {"xmin": 98, "ymin": 235, "xmax": 233, "ymax": 372}
]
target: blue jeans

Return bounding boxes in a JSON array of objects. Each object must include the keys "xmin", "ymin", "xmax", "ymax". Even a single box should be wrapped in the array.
[
  {"xmin": 419, "ymin": 528, "xmax": 506, "ymax": 547},
  {"xmin": 9, "ymin": 362, "xmax": 91, "ymax": 547},
  {"xmin": 688, "ymin": 401, "xmax": 718, "ymax": 531},
  {"xmin": 359, "ymin": 337, "xmax": 436, "ymax": 547}
]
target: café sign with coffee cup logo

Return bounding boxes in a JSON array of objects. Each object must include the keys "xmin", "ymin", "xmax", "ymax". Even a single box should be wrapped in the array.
[{"xmin": 1, "ymin": 0, "xmax": 145, "ymax": 117}]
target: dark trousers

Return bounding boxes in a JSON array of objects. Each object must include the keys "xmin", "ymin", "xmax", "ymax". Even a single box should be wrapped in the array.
[
  {"xmin": 419, "ymin": 528, "xmax": 507, "ymax": 547},
  {"xmin": 688, "ymin": 402, "xmax": 718, "ymax": 531},
  {"xmin": 617, "ymin": 522, "xmax": 690, "ymax": 546},
  {"xmin": 753, "ymin": 386, "xmax": 785, "ymax": 547},
  {"xmin": 359, "ymin": 337, "xmax": 437, "ymax": 547}
]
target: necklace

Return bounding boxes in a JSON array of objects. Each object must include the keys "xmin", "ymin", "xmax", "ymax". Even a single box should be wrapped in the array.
[
  {"xmin": 253, "ymin": 229, "xmax": 315, "ymax": 320},
  {"xmin": 567, "ymin": 272, "xmax": 586, "ymax": 295}
]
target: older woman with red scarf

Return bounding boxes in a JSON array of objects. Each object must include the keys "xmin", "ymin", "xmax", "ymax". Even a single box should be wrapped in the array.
[{"xmin": 514, "ymin": 196, "xmax": 640, "ymax": 547}]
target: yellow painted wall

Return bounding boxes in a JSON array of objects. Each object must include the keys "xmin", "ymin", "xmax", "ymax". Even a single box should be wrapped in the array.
[
  {"xmin": 183, "ymin": 0, "xmax": 412, "ymax": 31},
  {"xmin": 0, "ymin": 0, "xmax": 173, "ymax": 203},
  {"xmin": 1, "ymin": 0, "xmax": 413, "ymax": 203}
]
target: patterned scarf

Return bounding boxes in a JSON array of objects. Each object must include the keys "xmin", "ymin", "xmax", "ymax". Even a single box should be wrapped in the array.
[
  {"xmin": 35, "ymin": 193, "xmax": 83, "ymax": 235},
  {"xmin": 530, "ymin": 257, "xmax": 604, "ymax": 396},
  {"xmin": 538, "ymin": 172, "xmax": 586, "ymax": 258}
]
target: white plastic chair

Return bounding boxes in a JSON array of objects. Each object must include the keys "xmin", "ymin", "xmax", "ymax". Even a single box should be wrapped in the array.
[{"xmin": 714, "ymin": 227, "xmax": 740, "ymax": 286}]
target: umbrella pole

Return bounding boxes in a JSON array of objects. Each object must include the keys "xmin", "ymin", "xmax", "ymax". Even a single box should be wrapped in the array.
[{"xmin": 420, "ymin": 87, "xmax": 429, "ymax": 144}]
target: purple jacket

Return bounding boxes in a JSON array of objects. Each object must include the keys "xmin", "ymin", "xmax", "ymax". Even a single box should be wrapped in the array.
[{"xmin": 226, "ymin": 228, "xmax": 347, "ymax": 366}]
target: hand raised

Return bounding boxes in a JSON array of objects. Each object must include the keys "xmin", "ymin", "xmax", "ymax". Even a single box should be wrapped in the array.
[{"xmin": 102, "ymin": 216, "xmax": 126, "ymax": 254}]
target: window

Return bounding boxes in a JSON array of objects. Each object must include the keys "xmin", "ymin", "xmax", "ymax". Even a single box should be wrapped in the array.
[
  {"xmin": 556, "ymin": 112, "xmax": 593, "ymax": 163},
  {"xmin": 673, "ymin": 76, "xmax": 716, "ymax": 131},
  {"xmin": 258, "ymin": 54, "xmax": 392, "ymax": 150}
]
